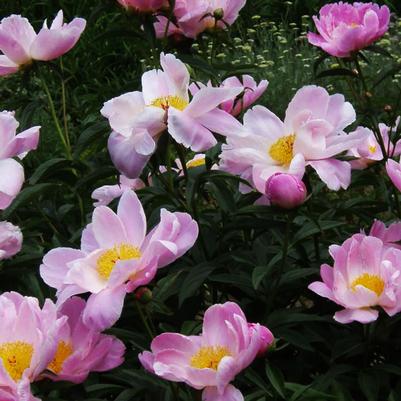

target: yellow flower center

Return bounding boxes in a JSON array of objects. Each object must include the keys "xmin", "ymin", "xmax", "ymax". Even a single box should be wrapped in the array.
[
  {"xmin": 97, "ymin": 244, "xmax": 142, "ymax": 280},
  {"xmin": 190, "ymin": 346, "xmax": 231, "ymax": 370},
  {"xmin": 351, "ymin": 273, "xmax": 385, "ymax": 296},
  {"xmin": 0, "ymin": 341, "xmax": 33, "ymax": 382},
  {"xmin": 369, "ymin": 145, "xmax": 377, "ymax": 154},
  {"xmin": 186, "ymin": 157, "xmax": 206, "ymax": 169},
  {"xmin": 268, "ymin": 134, "xmax": 295, "ymax": 166},
  {"xmin": 151, "ymin": 95, "xmax": 188, "ymax": 111},
  {"xmin": 47, "ymin": 341, "xmax": 73, "ymax": 374},
  {"xmin": 349, "ymin": 22, "xmax": 360, "ymax": 28}
]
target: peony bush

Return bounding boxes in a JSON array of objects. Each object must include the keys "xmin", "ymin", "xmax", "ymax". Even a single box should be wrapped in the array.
[{"xmin": 1, "ymin": 1, "xmax": 401, "ymax": 400}]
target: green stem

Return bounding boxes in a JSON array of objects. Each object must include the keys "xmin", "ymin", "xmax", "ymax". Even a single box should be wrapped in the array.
[
  {"xmin": 135, "ymin": 301, "xmax": 154, "ymax": 339},
  {"xmin": 60, "ymin": 59, "xmax": 71, "ymax": 150}
]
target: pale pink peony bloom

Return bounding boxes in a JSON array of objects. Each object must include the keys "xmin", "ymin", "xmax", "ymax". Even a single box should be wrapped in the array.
[
  {"xmin": 102, "ymin": 53, "xmax": 242, "ymax": 177},
  {"xmin": 117, "ymin": 0, "xmax": 167, "ymax": 12},
  {"xmin": 139, "ymin": 302, "xmax": 273, "ymax": 401},
  {"xmin": 0, "ymin": 11, "xmax": 86, "ymax": 76},
  {"xmin": 0, "ymin": 221, "xmax": 22, "ymax": 260},
  {"xmin": 40, "ymin": 190, "xmax": 198, "ymax": 331},
  {"xmin": 309, "ymin": 234, "xmax": 401, "ymax": 323},
  {"xmin": 92, "ymin": 175, "xmax": 145, "ymax": 207},
  {"xmin": 43, "ymin": 297, "xmax": 125, "ymax": 383},
  {"xmin": 386, "ymin": 158, "xmax": 401, "ymax": 192},
  {"xmin": 219, "ymin": 85, "xmax": 364, "ymax": 193},
  {"xmin": 166, "ymin": 0, "xmax": 246, "ymax": 39},
  {"xmin": 0, "ymin": 111, "xmax": 40, "ymax": 209},
  {"xmin": 368, "ymin": 219, "xmax": 401, "ymax": 250},
  {"xmin": 154, "ymin": 16, "xmax": 184, "ymax": 39},
  {"xmin": 308, "ymin": 2, "xmax": 390, "ymax": 58},
  {"xmin": 265, "ymin": 173, "xmax": 307, "ymax": 209},
  {"xmin": 0, "ymin": 292, "xmax": 66, "ymax": 401}
]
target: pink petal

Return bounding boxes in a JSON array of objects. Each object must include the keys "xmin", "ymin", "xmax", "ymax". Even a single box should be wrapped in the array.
[{"xmin": 0, "ymin": 158, "xmax": 24, "ymax": 210}]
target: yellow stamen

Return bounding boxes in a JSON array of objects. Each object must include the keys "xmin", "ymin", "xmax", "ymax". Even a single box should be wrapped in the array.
[
  {"xmin": 0, "ymin": 341, "xmax": 33, "ymax": 382},
  {"xmin": 190, "ymin": 346, "xmax": 231, "ymax": 370},
  {"xmin": 151, "ymin": 95, "xmax": 188, "ymax": 111},
  {"xmin": 369, "ymin": 145, "xmax": 377, "ymax": 154},
  {"xmin": 268, "ymin": 134, "xmax": 296, "ymax": 165},
  {"xmin": 48, "ymin": 341, "xmax": 73, "ymax": 374},
  {"xmin": 351, "ymin": 273, "xmax": 385, "ymax": 296},
  {"xmin": 186, "ymin": 157, "xmax": 206, "ymax": 169},
  {"xmin": 97, "ymin": 244, "xmax": 141, "ymax": 280},
  {"xmin": 349, "ymin": 22, "xmax": 360, "ymax": 28}
]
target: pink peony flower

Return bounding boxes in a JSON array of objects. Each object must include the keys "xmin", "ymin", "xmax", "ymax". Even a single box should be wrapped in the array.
[
  {"xmin": 309, "ymin": 234, "xmax": 401, "ymax": 323},
  {"xmin": 265, "ymin": 173, "xmax": 307, "ymax": 209},
  {"xmin": 40, "ymin": 190, "xmax": 198, "ymax": 331},
  {"xmin": 0, "ymin": 111, "xmax": 40, "ymax": 209},
  {"xmin": 308, "ymin": 2, "xmax": 390, "ymax": 58},
  {"xmin": 102, "ymin": 53, "xmax": 242, "ymax": 177},
  {"xmin": 43, "ymin": 297, "xmax": 125, "ymax": 383},
  {"xmin": 0, "ymin": 221, "xmax": 22, "ymax": 260},
  {"xmin": 117, "ymin": 0, "xmax": 167, "ymax": 12},
  {"xmin": 0, "ymin": 292, "xmax": 66, "ymax": 401},
  {"xmin": 154, "ymin": 16, "xmax": 184, "ymax": 39},
  {"xmin": 0, "ymin": 11, "xmax": 86, "ymax": 76},
  {"xmin": 219, "ymin": 85, "xmax": 364, "ymax": 193},
  {"xmin": 165, "ymin": 0, "xmax": 247, "ymax": 39},
  {"xmin": 368, "ymin": 219, "xmax": 401, "ymax": 250},
  {"xmin": 139, "ymin": 302, "xmax": 273, "ymax": 401},
  {"xmin": 92, "ymin": 175, "xmax": 145, "ymax": 207},
  {"xmin": 386, "ymin": 158, "xmax": 401, "ymax": 192}
]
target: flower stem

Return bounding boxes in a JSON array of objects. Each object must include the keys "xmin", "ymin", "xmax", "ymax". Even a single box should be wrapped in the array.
[{"xmin": 135, "ymin": 301, "xmax": 154, "ymax": 339}]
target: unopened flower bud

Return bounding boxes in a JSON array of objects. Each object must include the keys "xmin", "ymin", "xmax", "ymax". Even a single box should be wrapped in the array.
[
  {"xmin": 213, "ymin": 8, "xmax": 224, "ymax": 20},
  {"xmin": 248, "ymin": 323, "xmax": 274, "ymax": 357},
  {"xmin": 135, "ymin": 287, "xmax": 153, "ymax": 303}
]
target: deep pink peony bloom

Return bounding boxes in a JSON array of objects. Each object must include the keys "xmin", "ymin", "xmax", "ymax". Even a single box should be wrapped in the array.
[
  {"xmin": 102, "ymin": 53, "xmax": 242, "ymax": 178},
  {"xmin": 220, "ymin": 85, "xmax": 363, "ymax": 194},
  {"xmin": 40, "ymin": 190, "xmax": 198, "ymax": 331},
  {"xmin": 0, "ymin": 11, "xmax": 86, "ymax": 76},
  {"xmin": 308, "ymin": 2, "xmax": 390, "ymax": 58},
  {"xmin": 265, "ymin": 173, "xmax": 307, "ymax": 209},
  {"xmin": 139, "ymin": 302, "xmax": 273, "ymax": 401},
  {"xmin": 92, "ymin": 175, "xmax": 145, "ymax": 207},
  {"xmin": 0, "ymin": 292, "xmax": 66, "ymax": 401},
  {"xmin": 309, "ymin": 234, "xmax": 401, "ymax": 323},
  {"xmin": 0, "ymin": 111, "xmax": 40, "ymax": 209},
  {"xmin": 117, "ymin": 0, "xmax": 167, "ymax": 12},
  {"xmin": 43, "ymin": 297, "xmax": 125, "ymax": 383},
  {"xmin": 0, "ymin": 221, "xmax": 22, "ymax": 260},
  {"xmin": 163, "ymin": 0, "xmax": 247, "ymax": 39}
]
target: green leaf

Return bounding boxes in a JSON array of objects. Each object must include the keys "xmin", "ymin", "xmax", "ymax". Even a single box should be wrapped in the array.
[{"xmin": 266, "ymin": 362, "xmax": 286, "ymax": 398}]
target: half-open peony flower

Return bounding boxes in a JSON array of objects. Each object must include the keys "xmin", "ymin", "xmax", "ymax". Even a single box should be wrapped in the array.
[
  {"xmin": 307, "ymin": 2, "xmax": 390, "ymax": 58},
  {"xmin": 386, "ymin": 158, "xmax": 401, "ymax": 192},
  {"xmin": 117, "ymin": 0, "xmax": 167, "ymax": 12},
  {"xmin": 309, "ymin": 234, "xmax": 401, "ymax": 323},
  {"xmin": 43, "ymin": 297, "xmax": 125, "ymax": 383},
  {"xmin": 102, "ymin": 53, "xmax": 242, "ymax": 177},
  {"xmin": 0, "ymin": 111, "xmax": 40, "ymax": 209},
  {"xmin": 40, "ymin": 190, "xmax": 198, "ymax": 331},
  {"xmin": 139, "ymin": 302, "xmax": 273, "ymax": 401},
  {"xmin": 219, "ymin": 85, "xmax": 363, "ymax": 193},
  {"xmin": 0, "ymin": 10, "xmax": 86, "ymax": 76},
  {"xmin": 166, "ymin": 0, "xmax": 246, "ymax": 39},
  {"xmin": 368, "ymin": 219, "xmax": 401, "ymax": 250},
  {"xmin": 92, "ymin": 175, "xmax": 145, "ymax": 207},
  {"xmin": 0, "ymin": 221, "xmax": 22, "ymax": 260},
  {"xmin": 0, "ymin": 292, "xmax": 66, "ymax": 401}
]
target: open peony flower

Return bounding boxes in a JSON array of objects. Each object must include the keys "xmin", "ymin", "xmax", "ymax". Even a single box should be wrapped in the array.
[
  {"xmin": 43, "ymin": 297, "xmax": 125, "ymax": 383},
  {"xmin": 0, "ymin": 111, "xmax": 40, "ymax": 209},
  {"xmin": 0, "ymin": 10, "xmax": 86, "ymax": 76},
  {"xmin": 219, "ymin": 85, "xmax": 363, "ymax": 193},
  {"xmin": 117, "ymin": 0, "xmax": 167, "ymax": 12},
  {"xmin": 0, "ymin": 221, "xmax": 22, "ymax": 260},
  {"xmin": 139, "ymin": 302, "xmax": 273, "ymax": 401},
  {"xmin": 92, "ymin": 175, "xmax": 145, "ymax": 207},
  {"xmin": 307, "ymin": 2, "xmax": 390, "ymax": 58},
  {"xmin": 40, "ymin": 190, "xmax": 198, "ymax": 331},
  {"xmin": 309, "ymin": 234, "xmax": 401, "ymax": 323},
  {"xmin": 0, "ymin": 292, "xmax": 66, "ymax": 401},
  {"xmin": 102, "ymin": 53, "xmax": 242, "ymax": 178},
  {"xmin": 160, "ymin": 0, "xmax": 247, "ymax": 39}
]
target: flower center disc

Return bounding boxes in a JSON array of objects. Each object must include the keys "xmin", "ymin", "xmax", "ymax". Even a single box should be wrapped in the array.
[
  {"xmin": 0, "ymin": 341, "xmax": 33, "ymax": 382},
  {"xmin": 151, "ymin": 95, "xmax": 188, "ymax": 111},
  {"xmin": 351, "ymin": 273, "xmax": 385, "ymax": 296},
  {"xmin": 190, "ymin": 346, "xmax": 231, "ymax": 370},
  {"xmin": 268, "ymin": 134, "xmax": 295, "ymax": 165},
  {"xmin": 48, "ymin": 341, "xmax": 73, "ymax": 374},
  {"xmin": 97, "ymin": 244, "xmax": 142, "ymax": 280}
]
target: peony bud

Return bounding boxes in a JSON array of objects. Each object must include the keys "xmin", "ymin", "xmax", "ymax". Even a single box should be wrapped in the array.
[
  {"xmin": 248, "ymin": 323, "xmax": 274, "ymax": 357},
  {"xmin": 135, "ymin": 287, "xmax": 153, "ymax": 304},
  {"xmin": 265, "ymin": 173, "xmax": 307, "ymax": 209},
  {"xmin": 0, "ymin": 222, "xmax": 22, "ymax": 260}
]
